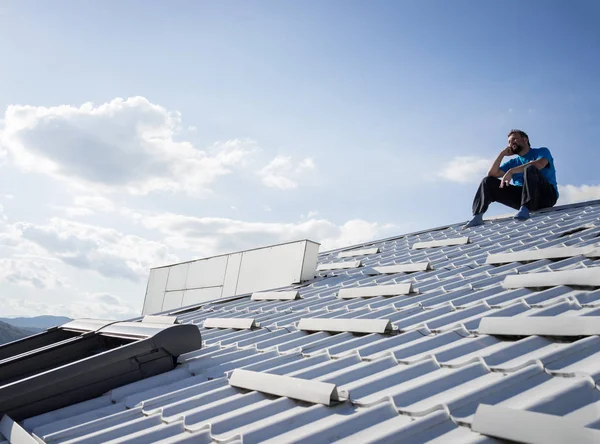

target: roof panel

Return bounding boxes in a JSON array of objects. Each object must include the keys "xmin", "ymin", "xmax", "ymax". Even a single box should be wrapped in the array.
[{"xmin": 15, "ymin": 200, "xmax": 600, "ymax": 443}]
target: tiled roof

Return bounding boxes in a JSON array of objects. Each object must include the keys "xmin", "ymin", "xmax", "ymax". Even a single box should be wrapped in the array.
[{"xmin": 14, "ymin": 200, "xmax": 600, "ymax": 443}]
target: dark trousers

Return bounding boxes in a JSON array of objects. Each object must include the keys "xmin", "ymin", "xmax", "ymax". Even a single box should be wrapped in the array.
[{"xmin": 473, "ymin": 165, "xmax": 558, "ymax": 215}]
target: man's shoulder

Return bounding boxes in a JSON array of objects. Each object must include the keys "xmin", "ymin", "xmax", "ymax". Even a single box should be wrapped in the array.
[{"xmin": 532, "ymin": 146, "xmax": 551, "ymax": 153}]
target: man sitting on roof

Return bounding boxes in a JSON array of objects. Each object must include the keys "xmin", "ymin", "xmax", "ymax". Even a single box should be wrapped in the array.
[{"xmin": 465, "ymin": 129, "xmax": 559, "ymax": 228}]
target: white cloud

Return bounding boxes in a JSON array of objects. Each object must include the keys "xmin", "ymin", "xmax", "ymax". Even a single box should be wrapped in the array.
[
  {"xmin": 6, "ymin": 218, "xmax": 177, "ymax": 281},
  {"xmin": 0, "ymin": 97, "xmax": 257, "ymax": 195},
  {"xmin": 0, "ymin": 258, "xmax": 67, "ymax": 289},
  {"xmin": 131, "ymin": 210, "xmax": 398, "ymax": 257},
  {"xmin": 258, "ymin": 155, "xmax": 316, "ymax": 189},
  {"xmin": 558, "ymin": 184, "xmax": 600, "ymax": 205},
  {"xmin": 438, "ymin": 156, "xmax": 491, "ymax": 184}
]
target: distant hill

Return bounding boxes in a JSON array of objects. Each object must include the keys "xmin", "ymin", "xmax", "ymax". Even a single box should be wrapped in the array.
[
  {"xmin": 0, "ymin": 315, "xmax": 72, "ymax": 330},
  {"xmin": 0, "ymin": 320, "xmax": 37, "ymax": 345}
]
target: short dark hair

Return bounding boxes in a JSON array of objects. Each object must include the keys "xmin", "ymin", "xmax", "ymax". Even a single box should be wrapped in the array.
[{"xmin": 508, "ymin": 129, "xmax": 530, "ymax": 147}]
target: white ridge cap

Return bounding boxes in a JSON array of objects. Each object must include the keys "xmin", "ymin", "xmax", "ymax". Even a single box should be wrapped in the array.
[
  {"xmin": 229, "ymin": 369, "xmax": 348, "ymax": 405},
  {"xmin": 251, "ymin": 291, "xmax": 300, "ymax": 301},
  {"xmin": 472, "ymin": 404, "xmax": 600, "ymax": 444},
  {"xmin": 338, "ymin": 247, "xmax": 380, "ymax": 258},
  {"xmin": 298, "ymin": 318, "xmax": 394, "ymax": 334},
  {"xmin": 372, "ymin": 262, "xmax": 431, "ymax": 274},
  {"xmin": 412, "ymin": 237, "xmax": 469, "ymax": 250},
  {"xmin": 487, "ymin": 246, "xmax": 600, "ymax": 264},
  {"xmin": 203, "ymin": 317, "xmax": 257, "ymax": 330},
  {"xmin": 503, "ymin": 267, "xmax": 600, "ymax": 289},
  {"xmin": 338, "ymin": 283, "xmax": 412, "ymax": 299},
  {"xmin": 479, "ymin": 316, "xmax": 600, "ymax": 336},
  {"xmin": 317, "ymin": 260, "xmax": 362, "ymax": 271}
]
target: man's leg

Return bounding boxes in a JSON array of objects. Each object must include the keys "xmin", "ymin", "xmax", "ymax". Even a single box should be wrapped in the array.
[
  {"xmin": 466, "ymin": 176, "xmax": 522, "ymax": 227},
  {"xmin": 521, "ymin": 165, "xmax": 558, "ymax": 211}
]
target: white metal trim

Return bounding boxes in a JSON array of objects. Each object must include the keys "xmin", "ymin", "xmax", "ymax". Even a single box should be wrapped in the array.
[
  {"xmin": 203, "ymin": 317, "xmax": 257, "ymax": 330},
  {"xmin": 479, "ymin": 316, "xmax": 600, "ymax": 336},
  {"xmin": 338, "ymin": 247, "xmax": 380, "ymax": 258},
  {"xmin": 372, "ymin": 262, "xmax": 431, "ymax": 274},
  {"xmin": 316, "ymin": 260, "xmax": 362, "ymax": 271},
  {"xmin": 487, "ymin": 246, "xmax": 600, "ymax": 264},
  {"xmin": 251, "ymin": 291, "xmax": 300, "ymax": 301},
  {"xmin": 503, "ymin": 267, "xmax": 600, "ymax": 289},
  {"xmin": 228, "ymin": 369, "xmax": 348, "ymax": 405},
  {"xmin": 0, "ymin": 415, "xmax": 39, "ymax": 444},
  {"xmin": 337, "ymin": 283, "xmax": 412, "ymax": 299},
  {"xmin": 298, "ymin": 318, "xmax": 393, "ymax": 334},
  {"xmin": 472, "ymin": 404, "xmax": 600, "ymax": 444},
  {"xmin": 412, "ymin": 237, "xmax": 469, "ymax": 249}
]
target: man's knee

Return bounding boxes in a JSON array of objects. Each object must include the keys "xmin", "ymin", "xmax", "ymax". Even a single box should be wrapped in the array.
[
  {"xmin": 524, "ymin": 164, "xmax": 539, "ymax": 175},
  {"xmin": 481, "ymin": 175, "xmax": 500, "ymax": 186}
]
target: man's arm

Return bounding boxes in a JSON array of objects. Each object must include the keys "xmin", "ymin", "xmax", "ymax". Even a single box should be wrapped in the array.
[
  {"xmin": 499, "ymin": 157, "xmax": 549, "ymax": 188},
  {"xmin": 507, "ymin": 157, "xmax": 549, "ymax": 174},
  {"xmin": 488, "ymin": 147, "xmax": 513, "ymax": 177}
]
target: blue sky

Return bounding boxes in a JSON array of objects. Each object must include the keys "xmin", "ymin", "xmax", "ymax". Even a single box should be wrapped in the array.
[{"xmin": 0, "ymin": 1, "xmax": 599, "ymax": 318}]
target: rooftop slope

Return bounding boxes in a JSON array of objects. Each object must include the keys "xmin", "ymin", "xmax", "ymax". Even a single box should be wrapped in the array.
[{"xmin": 17, "ymin": 200, "xmax": 600, "ymax": 443}]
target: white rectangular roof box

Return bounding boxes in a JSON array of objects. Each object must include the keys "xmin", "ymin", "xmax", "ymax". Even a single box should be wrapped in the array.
[
  {"xmin": 487, "ymin": 246, "xmax": 600, "ymax": 265},
  {"xmin": 472, "ymin": 404, "xmax": 600, "ymax": 444},
  {"xmin": 412, "ymin": 237, "xmax": 469, "ymax": 250},
  {"xmin": 142, "ymin": 239, "xmax": 320, "ymax": 315},
  {"xmin": 337, "ymin": 283, "xmax": 412, "ymax": 299},
  {"xmin": 297, "ymin": 318, "xmax": 393, "ymax": 334},
  {"xmin": 338, "ymin": 247, "xmax": 379, "ymax": 258},
  {"xmin": 203, "ymin": 318, "xmax": 257, "ymax": 330},
  {"xmin": 479, "ymin": 316, "xmax": 600, "ymax": 336},
  {"xmin": 251, "ymin": 290, "xmax": 300, "ymax": 301},
  {"xmin": 372, "ymin": 262, "xmax": 431, "ymax": 274},
  {"xmin": 503, "ymin": 267, "xmax": 600, "ymax": 289},
  {"xmin": 228, "ymin": 369, "xmax": 348, "ymax": 405},
  {"xmin": 316, "ymin": 260, "xmax": 362, "ymax": 271}
]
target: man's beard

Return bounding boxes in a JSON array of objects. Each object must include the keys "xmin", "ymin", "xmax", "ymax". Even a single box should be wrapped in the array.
[{"xmin": 511, "ymin": 143, "xmax": 525, "ymax": 155}]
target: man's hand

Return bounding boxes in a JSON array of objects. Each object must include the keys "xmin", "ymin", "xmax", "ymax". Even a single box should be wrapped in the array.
[
  {"xmin": 500, "ymin": 170, "xmax": 513, "ymax": 188},
  {"xmin": 500, "ymin": 146, "xmax": 513, "ymax": 157}
]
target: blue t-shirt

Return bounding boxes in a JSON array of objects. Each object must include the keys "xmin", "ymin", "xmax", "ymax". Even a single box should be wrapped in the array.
[{"xmin": 500, "ymin": 147, "xmax": 559, "ymax": 197}]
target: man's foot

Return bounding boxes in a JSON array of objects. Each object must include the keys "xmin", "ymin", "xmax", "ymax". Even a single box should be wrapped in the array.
[
  {"xmin": 464, "ymin": 214, "xmax": 484, "ymax": 228},
  {"xmin": 514, "ymin": 206, "xmax": 530, "ymax": 220}
]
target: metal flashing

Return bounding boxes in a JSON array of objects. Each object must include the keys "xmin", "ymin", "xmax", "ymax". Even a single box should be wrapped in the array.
[
  {"xmin": 337, "ymin": 283, "xmax": 412, "ymax": 299},
  {"xmin": 338, "ymin": 247, "xmax": 380, "ymax": 258},
  {"xmin": 487, "ymin": 246, "xmax": 600, "ymax": 264},
  {"xmin": 297, "ymin": 318, "xmax": 394, "ymax": 334},
  {"xmin": 412, "ymin": 237, "xmax": 469, "ymax": 249},
  {"xmin": 503, "ymin": 267, "xmax": 600, "ymax": 289},
  {"xmin": 228, "ymin": 369, "xmax": 348, "ymax": 405},
  {"xmin": 472, "ymin": 404, "xmax": 600, "ymax": 444},
  {"xmin": 479, "ymin": 316, "xmax": 600, "ymax": 336},
  {"xmin": 203, "ymin": 317, "xmax": 257, "ymax": 330},
  {"xmin": 372, "ymin": 262, "xmax": 431, "ymax": 274},
  {"xmin": 0, "ymin": 415, "xmax": 38, "ymax": 444},
  {"xmin": 141, "ymin": 315, "xmax": 178, "ymax": 324},
  {"xmin": 316, "ymin": 260, "xmax": 362, "ymax": 271},
  {"xmin": 251, "ymin": 290, "xmax": 300, "ymax": 301}
]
